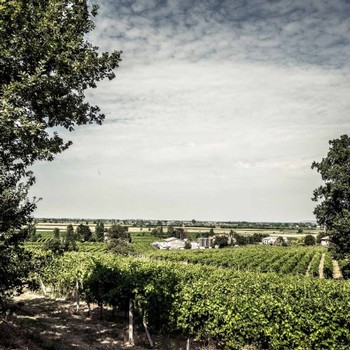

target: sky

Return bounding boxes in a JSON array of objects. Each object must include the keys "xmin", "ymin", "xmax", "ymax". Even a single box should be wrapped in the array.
[{"xmin": 30, "ymin": 0, "xmax": 350, "ymax": 222}]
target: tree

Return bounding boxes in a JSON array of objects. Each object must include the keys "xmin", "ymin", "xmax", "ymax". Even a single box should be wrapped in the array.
[
  {"xmin": 27, "ymin": 224, "xmax": 42, "ymax": 242},
  {"xmin": 63, "ymin": 224, "xmax": 78, "ymax": 251},
  {"xmin": 0, "ymin": 0, "xmax": 121, "ymax": 306},
  {"xmin": 106, "ymin": 225, "xmax": 133, "ymax": 255},
  {"xmin": 329, "ymin": 211, "xmax": 350, "ymax": 259},
  {"xmin": 0, "ymin": 168, "xmax": 35, "ymax": 310},
  {"xmin": 1, "ymin": 1, "xmax": 121, "ymax": 173},
  {"xmin": 214, "ymin": 235, "xmax": 229, "ymax": 248},
  {"xmin": 167, "ymin": 225, "xmax": 174, "ymax": 237},
  {"xmin": 304, "ymin": 235, "xmax": 316, "ymax": 246},
  {"xmin": 76, "ymin": 223, "xmax": 92, "ymax": 242},
  {"xmin": 151, "ymin": 226, "xmax": 164, "ymax": 238},
  {"xmin": 95, "ymin": 222, "xmax": 105, "ymax": 242},
  {"xmin": 53, "ymin": 228, "xmax": 60, "ymax": 240},
  {"xmin": 174, "ymin": 228, "xmax": 187, "ymax": 240},
  {"xmin": 107, "ymin": 225, "xmax": 130, "ymax": 241},
  {"xmin": 312, "ymin": 135, "xmax": 350, "ymax": 257},
  {"xmin": 275, "ymin": 236, "xmax": 286, "ymax": 246}
]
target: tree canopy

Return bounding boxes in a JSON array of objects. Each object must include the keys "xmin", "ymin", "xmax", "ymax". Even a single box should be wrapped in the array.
[
  {"xmin": 1, "ymin": 0, "xmax": 121, "ymax": 174},
  {"xmin": 312, "ymin": 135, "xmax": 350, "ymax": 257},
  {"xmin": 0, "ymin": 0, "xmax": 121, "ymax": 308}
]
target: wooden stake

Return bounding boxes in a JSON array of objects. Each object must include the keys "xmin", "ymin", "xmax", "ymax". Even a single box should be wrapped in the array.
[
  {"xmin": 75, "ymin": 278, "xmax": 80, "ymax": 312},
  {"xmin": 143, "ymin": 316, "xmax": 154, "ymax": 347},
  {"xmin": 128, "ymin": 299, "xmax": 134, "ymax": 345},
  {"xmin": 39, "ymin": 278, "xmax": 47, "ymax": 296},
  {"xmin": 186, "ymin": 337, "xmax": 190, "ymax": 350}
]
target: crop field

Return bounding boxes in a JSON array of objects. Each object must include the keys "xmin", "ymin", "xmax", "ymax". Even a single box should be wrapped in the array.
[
  {"xmin": 23, "ymin": 231, "xmax": 348, "ymax": 349},
  {"xmin": 149, "ymin": 246, "xmax": 339, "ymax": 278},
  {"xmin": 32, "ymin": 251, "xmax": 350, "ymax": 349},
  {"xmin": 26, "ymin": 230, "xmax": 341, "ymax": 279}
]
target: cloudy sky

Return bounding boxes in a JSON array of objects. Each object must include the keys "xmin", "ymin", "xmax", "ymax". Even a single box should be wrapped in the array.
[{"xmin": 31, "ymin": 0, "xmax": 350, "ymax": 222}]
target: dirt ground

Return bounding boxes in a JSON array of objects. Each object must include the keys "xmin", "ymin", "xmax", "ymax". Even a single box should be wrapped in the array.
[{"xmin": 0, "ymin": 291, "xmax": 207, "ymax": 350}]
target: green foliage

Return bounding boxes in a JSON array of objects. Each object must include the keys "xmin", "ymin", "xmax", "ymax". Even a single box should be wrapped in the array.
[
  {"xmin": 0, "ymin": 169, "xmax": 35, "ymax": 310},
  {"xmin": 129, "ymin": 233, "xmax": 158, "ymax": 254},
  {"xmin": 323, "ymin": 251, "xmax": 334, "ymax": 279},
  {"xmin": 0, "ymin": 0, "xmax": 122, "ymax": 172},
  {"xmin": 312, "ymin": 135, "xmax": 350, "ymax": 258},
  {"xmin": 174, "ymin": 227, "xmax": 187, "ymax": 240},
  {"xmin": 38, "ymin": 253, "xmax": 350, "ymax": 349},
  {"xmin": 213, "ymin": 235, "xmax": 229, "ymax": 248},
  {"xmin": 0, "ymin": 229, "xmax": 31, "ymax": 311},
  {"xmin": 151, "ymin": 226, "xmax": 164, "ymax": 238},
  {"xmin": 304, "ymin": 234, "xmax": 316, "ymax": 246},
  {"xmin": 184, "ymin": 241, "xmax": 191, "ymax": 249},
  {"xmin": 0, "ymin": 0, "xmax": 121, "ymax": 310},
  {"xmin": 167, "ymin": 225, "xmax": 174, "ymax": 237},
  {"xmin": 233, "ymin": 232, "xmax": 268, "ymax": 245},
  {"xmin": 53, "ymin": 227, "xmax": 60, "ymax": 240},
  {"xmin": 95, "ymin": 221, "xmax": 104, "ymax": 242},
  {"xmin": 107, "ymin": 224, "xmax": 130, "ymax": 241},
  {"xmin": 63, "ymin": 224, "xmax": 78, "ymax": 251},
  {"xmin": 76, "ymin": 224, "xmax": 92, "ymax": 242},
  {"xmin": 107, "ymin": 225, "xmax": 133, "ymax": 255},
  {"xmin": 27, "ymin": 224, "xmax": 42, "ymax": 242},
  {"xmin": 316, "ymin": 231, "xmax": 328, "ymax": 244},
  {"xmin": 43, "ymin": 238, "xmax": 64, "ymax": 255},
  {"xmin": 107, "ymin": 238, "xmax": 135, "ymax": 256},
  {"xmin": 329, "ymin": 210, "xmax": 350, "ymax": 259},
  {"xmin": 150, "ymin": 246, "xmax": 328, "ymax": 277}
]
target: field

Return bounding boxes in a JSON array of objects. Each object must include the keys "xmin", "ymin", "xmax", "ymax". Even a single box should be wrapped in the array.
[
  {"xmin": 19, "ymin": 223, "xmax": 350, "ymax": 349},
  {"xmin": 27, "ymin": 225, "xmax": 343, "ymax": 279},
  {"xmin": 149, "ymin": 246, "xmax": 337, "ymax": 278},
  {"xmin": 26, "ymin": 250, "xmax": 350, "ymax": 349}
]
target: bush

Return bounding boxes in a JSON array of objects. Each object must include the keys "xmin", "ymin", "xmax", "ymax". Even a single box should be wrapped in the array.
[{"xmin": 304, "ymin": 235, "xmax": 316, "ymax": 246}]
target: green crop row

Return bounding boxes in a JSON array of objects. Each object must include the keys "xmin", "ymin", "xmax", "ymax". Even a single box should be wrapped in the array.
[
  {"xmin": 33, "ymin": 252, "xmax": 350, "ymax": 349},
  {"xmin": 149, "ymin": 246, "xmax": 328, "ymax": 277}
]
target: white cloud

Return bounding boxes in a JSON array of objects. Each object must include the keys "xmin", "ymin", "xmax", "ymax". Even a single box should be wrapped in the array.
[{"xmin": 30, "ymin": 0, "xmax": 350, "ymax": 221}]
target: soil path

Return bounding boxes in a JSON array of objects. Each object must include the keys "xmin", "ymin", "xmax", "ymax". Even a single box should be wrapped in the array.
[
  {"xmin": 332, "ymin": 260, "xmax": 343, "ymax": 280},
  {"xmin": 319, "ymin": 253, "xmax": 325, "ymax": 279},
  {"xmin": 1, "ymin": 291, "xmax": 207, "ymax": 350},
  {"xmin": 1, "ymin": 291, "xmax": 149, "ymax": 350}
]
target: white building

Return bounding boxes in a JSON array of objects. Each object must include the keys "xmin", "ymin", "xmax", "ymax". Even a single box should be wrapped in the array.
[
  {"xmin": 262, "ymin": 236, "xmax": 288, "ymax": 245},
  {"xmin": 197, "ymin": 236, "xmax": 214, "ymax": 248},
  {"xmin": 320, "ymin": 236, "xmax": 330, "ymax": 246},
  {"xmin": 151, "ymin": 237, "xmax": 186, "ymax": 249}
]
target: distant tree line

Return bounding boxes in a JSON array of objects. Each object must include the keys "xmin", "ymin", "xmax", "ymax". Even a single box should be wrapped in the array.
[{"xmin": 41, "ymin": 222, "xmax": 131, "ymax": 256}]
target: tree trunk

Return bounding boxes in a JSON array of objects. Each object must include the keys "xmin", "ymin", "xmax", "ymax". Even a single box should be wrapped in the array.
[{"xmin": 128, "ymin": 299, "xmax": 134, "ymax": 345}]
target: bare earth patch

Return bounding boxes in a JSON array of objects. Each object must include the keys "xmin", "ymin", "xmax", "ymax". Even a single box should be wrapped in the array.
[
  {"xmin": 332, "ymin": 260, "xmax": 343, "ymax": 280},
  {"xmin": 0, "ymin": 291, "xmax": 217, "ymax": 350}
]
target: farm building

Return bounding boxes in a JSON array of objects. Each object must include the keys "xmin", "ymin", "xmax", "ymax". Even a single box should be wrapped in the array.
[
  {"xmin": 190, "ymin": 242, "xmax": 200, "ymax": 249},
  {"xmin": 151, "ymin": 241, "xmax": 171, "ymax": 249},
  {"xmin": 198, "ymin": 236, "xmax": 214, "ymax": 248},
  {"xmin": 320, "ymin": 236, "xmax": 330, "ymax": 246},
  {"xmin": 151, "ymin": 237, "xmax": 185, "ymax": 250},
  {"xmin": 262, "ymin": 236, "xmax": 288, "ymax": 245}
]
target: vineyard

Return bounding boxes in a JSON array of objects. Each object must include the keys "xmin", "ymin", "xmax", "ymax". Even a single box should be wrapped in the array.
[
  {"xmin": 149, "ymin": 246, "xmax": 338, "ymax": 278},
  {"xmin": 30, "ymin": 251, "xmax": 350, "ymax": 349},
  {"xmin": 27, "ymin": 231, "xmax": 344, "ymax": 278}
]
